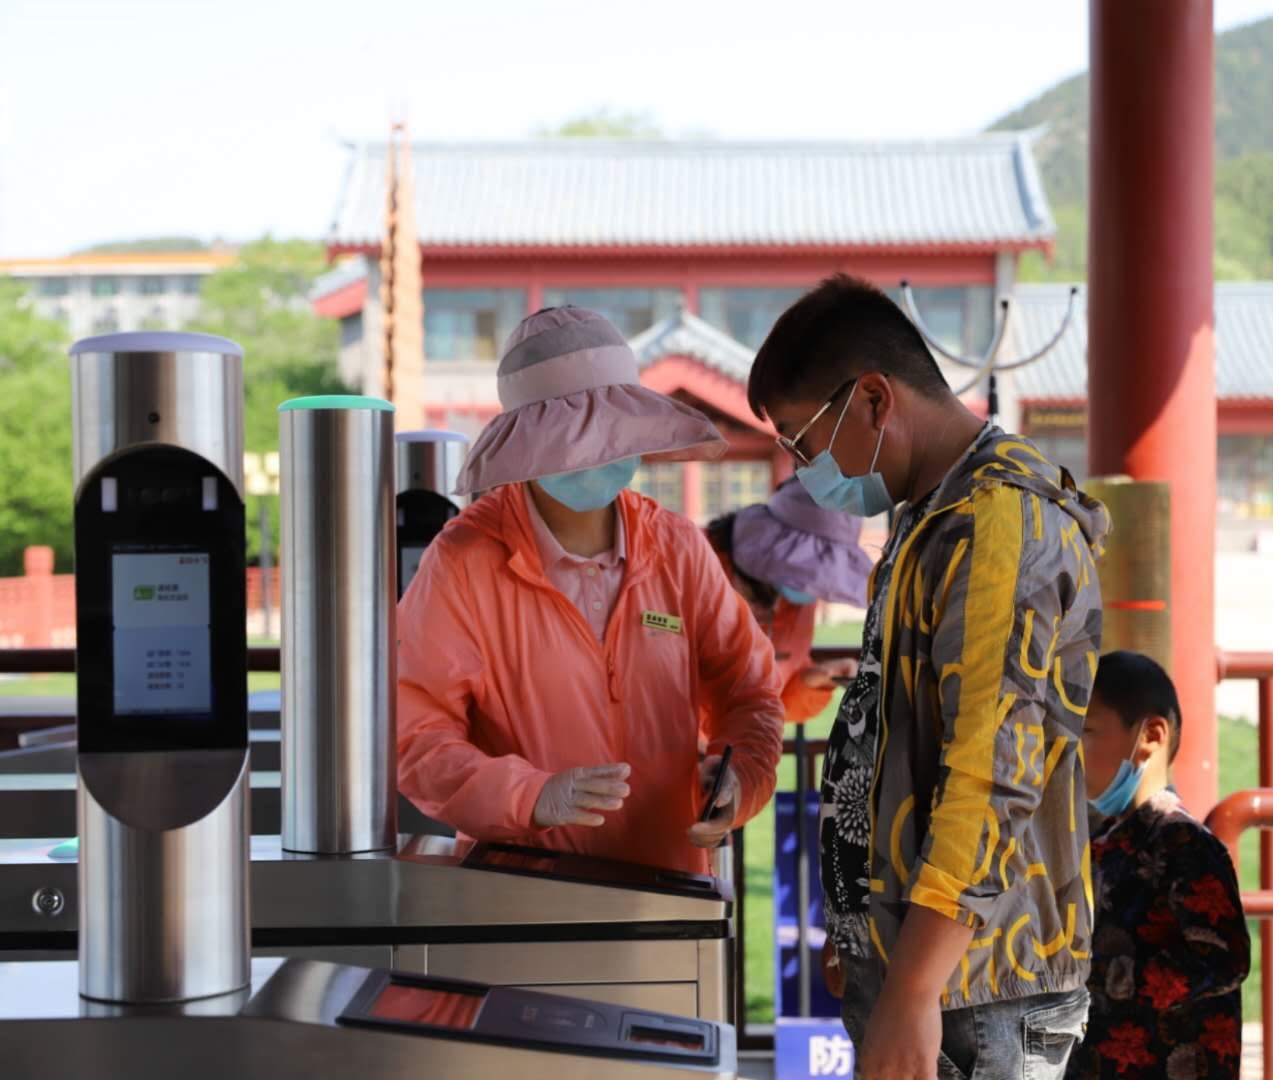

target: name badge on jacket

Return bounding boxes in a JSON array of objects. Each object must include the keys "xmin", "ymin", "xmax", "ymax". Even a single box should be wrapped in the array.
[{"xmin": 642, "ymin": 610, "xmax": 683, "ymax": 635}]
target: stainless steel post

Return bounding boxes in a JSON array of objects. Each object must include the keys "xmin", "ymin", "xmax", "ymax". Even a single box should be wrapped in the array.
[
  {"xmin": 280, "ymin": 396, "xmax": 397, "ymax": 854},
  {"xmin": 69, "ymin": 331, "xmax": 250, "ymax": 1003},
  {"xmin": 394, "ymin": 429, "xmax": 470, "ymax": 502}
]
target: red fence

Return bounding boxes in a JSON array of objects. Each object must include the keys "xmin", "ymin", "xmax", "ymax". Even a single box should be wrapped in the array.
[{"xmin": 0, "ymin": 552, "xmax": 280, "ymax": 647}]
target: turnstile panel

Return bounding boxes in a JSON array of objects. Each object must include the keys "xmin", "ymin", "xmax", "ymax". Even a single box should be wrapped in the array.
[{"xmin": 340, "ymin": 968, "xmax": 719, "ymax": 1068}]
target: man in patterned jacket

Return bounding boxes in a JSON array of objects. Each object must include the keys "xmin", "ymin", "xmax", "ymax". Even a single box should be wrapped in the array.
[{"xmin": 748, "ymin": 275, "xmax": 1110, "ymax": 1080}]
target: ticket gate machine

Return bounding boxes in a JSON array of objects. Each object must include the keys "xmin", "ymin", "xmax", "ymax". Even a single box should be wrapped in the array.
[
  {"xmin": 0, "ymin": 360, "xmax": 735, "ymax": 1040},
  {"xmin": 0, "ymin": 958, "xmax": 737, "ymax": 1078},
  {"xmin": 0, "ymin": 833, "xmax": 733, "ymax": 1019},
  {"xmin": 68, "ymin": 331, "xmax": 250, "ymax": 1003}
]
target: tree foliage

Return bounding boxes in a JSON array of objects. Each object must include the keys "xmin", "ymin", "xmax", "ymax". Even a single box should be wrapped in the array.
[
  {"xmin": 1215, "ymin": 153, "xmax": 1273, "ymax": 279},
  {"xmin": 991, "ymin": 15, "xmax": 1273, "ymax": 281},
  {"xmin": 77, "ymin": 236, "xmax": 210, "ymax": 253},
  {"xmin": 184, "ymin": 236, "xmax": 349, "ymax": 564},
  {"xmin": 0, "ymin": 278, "xmax": 74, "ymax": 574},
  {"xmin": 537, "ymin": 107, "xmax": 663, "ymax": 139}
]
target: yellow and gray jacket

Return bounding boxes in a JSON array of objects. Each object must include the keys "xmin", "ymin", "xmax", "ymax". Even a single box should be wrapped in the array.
[{"xmin": 869, "ymin": 429, "xmax": 1110, "ymax": 1008}]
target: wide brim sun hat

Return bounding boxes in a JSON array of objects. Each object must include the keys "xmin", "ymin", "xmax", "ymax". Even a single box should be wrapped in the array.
[
  {"xmin": 731, "ymin": 478, "xmax": 874, "ymax": 607},
  {"xmin": 453, "ymin": 307, "xmax": 726, "ymax": 496}
]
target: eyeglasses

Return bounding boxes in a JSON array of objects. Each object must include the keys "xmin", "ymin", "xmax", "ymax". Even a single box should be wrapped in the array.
[{"xmin": 774, "ymin": 379, "xmax": 857, "ymax": 467}]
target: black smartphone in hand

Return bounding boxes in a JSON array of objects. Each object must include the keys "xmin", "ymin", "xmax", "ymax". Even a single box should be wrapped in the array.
[{"xmin": 699, "ymin": 745, "xmax": 734, "ymax": 822}]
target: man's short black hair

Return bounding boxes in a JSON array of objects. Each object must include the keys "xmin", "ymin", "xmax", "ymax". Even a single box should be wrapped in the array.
[
  {"xmin": 747, "ymin": 274, "xmax": 950, "ymax": 419},
  {"xmin": 1093, "ymin": 650, "xmax": 1182, "ymax": 760}
]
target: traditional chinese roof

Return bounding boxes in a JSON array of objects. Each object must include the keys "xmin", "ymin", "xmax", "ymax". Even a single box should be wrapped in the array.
[
  {"xmin": 629, "ymin": 307, "xmax": 755, "ymax": 380},
  {"xmin": 328, "ymin": 134, "xmax": 1055, "ymax": 254}
]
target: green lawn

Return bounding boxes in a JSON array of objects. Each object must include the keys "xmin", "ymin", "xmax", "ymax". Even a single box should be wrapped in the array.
[
  {"xmin": 0, "ymin": 673, "xmax": 77, "ymax": 697},
  {"xmin": 0, "ymin": 672, "xmax": 281, "ymax": 696},
  {"xmin": 742, "ymin": 620, "xmax": 1265, "ymax": 1022},
  {"xmin": 1217, "ymin": 713, "xmax": 1262, "ymax": 1020}
]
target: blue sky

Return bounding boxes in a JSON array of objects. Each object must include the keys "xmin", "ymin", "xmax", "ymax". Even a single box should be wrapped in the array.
[{"xmin": 1, "ymin": 0, "xmax": 1270, "ymax": 257}]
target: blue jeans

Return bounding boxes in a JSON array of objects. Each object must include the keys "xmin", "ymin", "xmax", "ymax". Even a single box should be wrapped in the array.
[
  {"xmin": 838, "ymin": 949, "xmax": 1088, "ymax": 1079},
  {"xmin": 935, "ymin": 988, "xmax": 1089, "ymax": 1080}
]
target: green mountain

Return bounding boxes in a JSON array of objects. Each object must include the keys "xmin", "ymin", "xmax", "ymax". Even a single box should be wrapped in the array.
[{"xmin": 990, "ymin": 16, "xmax": 1273, "ymax": 281}]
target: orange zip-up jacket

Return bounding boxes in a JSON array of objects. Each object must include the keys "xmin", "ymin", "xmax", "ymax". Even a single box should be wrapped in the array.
[{"xmin": 397, "ymin": 484, "xmax": 785, "ymax": 874}]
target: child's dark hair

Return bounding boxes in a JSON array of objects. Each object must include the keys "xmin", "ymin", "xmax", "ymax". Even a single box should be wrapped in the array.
[
  {"xmin": 1093, "ymin": 651, "xmax": 1182, "ymax": 760},
  {"xmin": 704, "ymin": 513, "xmax": 777, "ymax": 609}
]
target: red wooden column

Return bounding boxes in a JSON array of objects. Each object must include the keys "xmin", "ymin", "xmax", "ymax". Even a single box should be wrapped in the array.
[{"xmin": 1088, "ymin": 0, "xmax": 1217, "ymax": 812}]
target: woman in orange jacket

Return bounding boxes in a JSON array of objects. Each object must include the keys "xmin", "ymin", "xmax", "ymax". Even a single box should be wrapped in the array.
[
  {"xmin": 397, "ymin": 306, "xmax": 785, "ymax": 875},
  {"xmin": 705, "ymin": 479, "xmax": 870, "ymax": 724}
]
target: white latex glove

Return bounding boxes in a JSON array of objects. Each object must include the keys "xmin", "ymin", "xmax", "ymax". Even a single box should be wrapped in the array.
[
  {"xmin": 532, "ymin": 763, "xmax": 631, "ymax": 828},
  {"xmin": 687, "ymin": 754, "xmax": 740, "ymax": 848}
]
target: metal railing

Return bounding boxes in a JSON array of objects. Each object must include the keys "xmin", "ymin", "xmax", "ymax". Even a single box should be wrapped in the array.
[
  {"xmin": 5, "ymin": 644, "xmax": 1273, "ymax": 1063},
  {"xmin": 0, "ymin": 647, "xmax": 282, "ymax": 674},
  {"xmin": 1206, "ymin": 651, "xmax": 1273, "ymax": 1080}
]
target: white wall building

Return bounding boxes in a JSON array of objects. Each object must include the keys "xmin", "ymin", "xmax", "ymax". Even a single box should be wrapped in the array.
[{"xmin": 0, "ymin": 250, "xmax": 235, "ymax": 339}]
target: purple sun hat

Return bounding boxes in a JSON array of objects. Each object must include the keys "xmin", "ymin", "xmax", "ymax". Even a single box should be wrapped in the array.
[
  {"xmin": 731, "ymin": 479, "xmax": 873, "ymax": 606},
  {"xmin": 453, "ymin": 307, "xmax": 726, "ymax": 496}
]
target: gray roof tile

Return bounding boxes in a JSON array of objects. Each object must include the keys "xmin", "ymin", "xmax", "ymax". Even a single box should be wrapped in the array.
[
  {"xmin": 1012, "ymin": 283, "xmax": 1273, "ymax": 402},
  {"xmin": 629, "ymin": 307, "xmax": 755, "ymax": 380},
  {"xmin": 329, "ymin": 136, "xmax": 1055, "ymax": 251}
]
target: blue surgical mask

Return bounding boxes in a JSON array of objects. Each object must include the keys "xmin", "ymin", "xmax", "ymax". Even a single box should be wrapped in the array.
[
  {"xmin": 1089, "ymin": 722, "xmax": 1147, "ymax": 817},
  {"xmin": 795, "ymin": 383, "xmax": 894, "ymax": 517},
  {"xmin": 778, "ymin": 585, "xmax": 816, "ymax": 605},
  {"xmin": 538, "ymin": 457, "xmax": 639, "ymax": 512}
]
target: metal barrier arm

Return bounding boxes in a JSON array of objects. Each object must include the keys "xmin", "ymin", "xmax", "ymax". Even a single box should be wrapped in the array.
[{"xmin": 899, "ymin": 283, "xmax": 1007, "ymax": 370}]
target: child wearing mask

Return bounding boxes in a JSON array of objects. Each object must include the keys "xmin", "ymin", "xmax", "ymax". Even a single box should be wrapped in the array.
[{"xmin": 1069, "ymin": 651, "xmax": 1249, "ymax": 1078}]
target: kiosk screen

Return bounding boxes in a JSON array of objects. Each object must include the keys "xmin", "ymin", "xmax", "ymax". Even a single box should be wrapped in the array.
[{"xmin": 111, "ymin": 551, "xmax": 212, "ymax": 716}]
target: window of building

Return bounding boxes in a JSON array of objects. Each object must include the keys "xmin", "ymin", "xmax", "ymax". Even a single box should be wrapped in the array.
[
  {"xmin": 701, "ymin": 461, "xmax": 772, "ymax": 521},
  {"xmin": 340, "ymin": 312, "xmax": 363, "ymax": 349},
  {"xmin": 91, "ymin": 276, "xmax": 121, "ymax": 298},
  {"xmin": 139, "ymin": 275, "xmax": 168, "ymax": 295},
  {"xmin": 632, "ymin": 463, "xmax": 685, "ymax": 512},
  {"xmin": 540, "ymin": 288, "xmax": 682, "ymax": 338},
  {"xmin": 1028, "ymin": 432, "xmax": 1087, "ymax": 480},
  {"xmin": 1219, "ymin": 436, "xmax": 1273, "ymax": 521},
  {"xmin": 424, "ymin": 288, "xmax": 526, "ymax": 361},
  {"xmin": 698, "ymin": 287, "xmax": 806, "ymax": 350},
  {"xmin": 1021, "ymin": 407, "xmax": 1087, "ymax": 479},
  {"xmin": 92, "ymin": 310, "xmax": 119, "ymax": 333},
  {"xmin": 35, "ymin": 277, "xmax": 69, "ymax": 297},
  {"xmin": 176, "ymin": 275, "xmax": 203, "ymax": 295}
]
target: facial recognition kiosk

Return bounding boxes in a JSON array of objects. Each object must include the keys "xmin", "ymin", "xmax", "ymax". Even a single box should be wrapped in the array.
[
  {"xmin": 68, "ymin": 331, "xmax": 250, "ymax": 1003},
  {"xmin": 0, "ymin": 380, "xmax": 735, "ymax": 1028},
  {"xmin": 394, "ymin": 429, "xmax": 467, "ymax": 597}
]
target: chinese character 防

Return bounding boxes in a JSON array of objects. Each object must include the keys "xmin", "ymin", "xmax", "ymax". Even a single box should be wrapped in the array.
[{"xmin": 809, "ymin": 1034, "xmax": 854, "ymax": 1077}]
